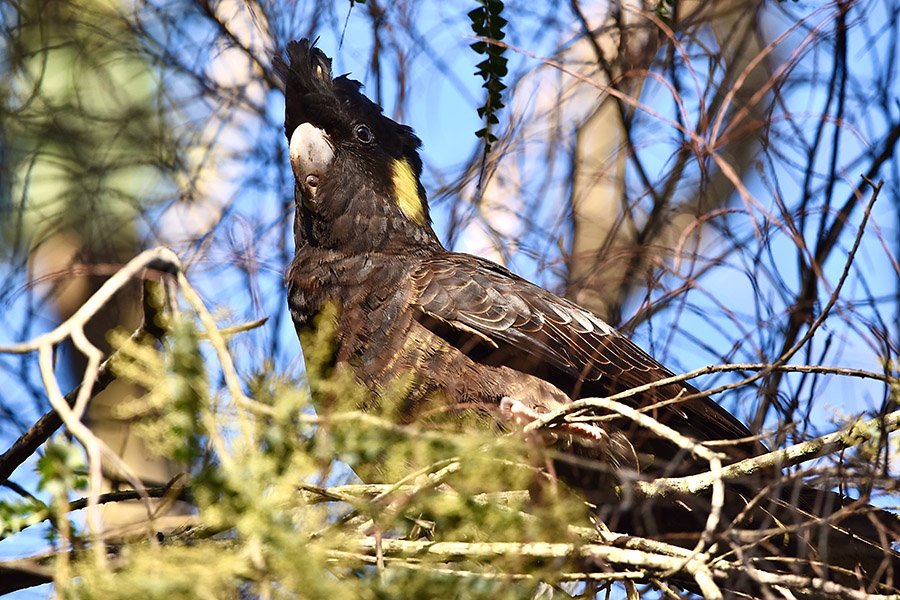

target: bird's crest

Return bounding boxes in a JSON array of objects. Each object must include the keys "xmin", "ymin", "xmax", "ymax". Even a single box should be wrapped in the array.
[
  {"xmin": 274, "ymin": 38, "xmax": 335, "ymax": 140},
  {"xmin": 275, "ymin": 39, "xmax": 430, "ymax": 226}
]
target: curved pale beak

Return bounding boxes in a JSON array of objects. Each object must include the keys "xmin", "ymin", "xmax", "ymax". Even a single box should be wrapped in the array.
[{"xmin": 289, "ymin": 122, "xmax": 334, "ymax": 200}]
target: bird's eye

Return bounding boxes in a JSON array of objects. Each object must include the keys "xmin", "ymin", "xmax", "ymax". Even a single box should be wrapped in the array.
[{"xmin": 354, "ymin": 124, "xmax": 374, "ymax": 144}]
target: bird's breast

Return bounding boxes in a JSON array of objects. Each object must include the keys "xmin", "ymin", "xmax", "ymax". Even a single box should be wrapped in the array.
[{"xmin": 287, "ymin": 251, "xmax": 570, "ymax": 423}]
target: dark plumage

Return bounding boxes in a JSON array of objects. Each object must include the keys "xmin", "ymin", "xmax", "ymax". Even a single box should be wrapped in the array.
[{"xmin": 275, "ymin": 39, "xmax": 898, "ymax": 592}]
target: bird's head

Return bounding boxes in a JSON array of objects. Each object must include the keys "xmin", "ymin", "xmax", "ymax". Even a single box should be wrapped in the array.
[{"xmin": 275, "ymin": 39, "xmax": 438, "ymax": 253}]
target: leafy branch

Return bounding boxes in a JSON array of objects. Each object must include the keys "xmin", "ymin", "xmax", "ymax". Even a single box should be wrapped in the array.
[{"xmin": 469, "ymin": 0, "xmax": 508, "ymax": 154}]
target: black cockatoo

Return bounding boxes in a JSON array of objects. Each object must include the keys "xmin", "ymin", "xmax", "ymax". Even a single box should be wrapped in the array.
[{"xmin": 274, "ymin": 39, "xmax": 899, "ymax": 594}]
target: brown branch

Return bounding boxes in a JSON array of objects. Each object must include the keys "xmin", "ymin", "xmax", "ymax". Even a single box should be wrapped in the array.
[
  {"xmin": 1, "ymin": 483, "xmax": 190, "ymax": 541},
  {"xmin": 0, "ymin": 366, "xmax": 114, "ymax": 484},
  {"xmin": 0, "ymin": 558, "xmax": 54, "ymax": 595}
]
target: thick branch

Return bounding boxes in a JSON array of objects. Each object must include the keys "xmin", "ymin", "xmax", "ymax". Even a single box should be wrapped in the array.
[{"xmin": 637, "ymin": 409, "xmax": 900, "ymax": 497}]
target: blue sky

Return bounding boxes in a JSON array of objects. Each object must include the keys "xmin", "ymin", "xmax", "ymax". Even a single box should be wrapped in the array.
[{"xmin": 1, "ymin": 1, "xmax": 899, "ymax": 598}]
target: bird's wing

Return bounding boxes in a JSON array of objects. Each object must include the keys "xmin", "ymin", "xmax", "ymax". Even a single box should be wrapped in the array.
[{"xmin": 411, "ymin": 252, "xmax": 754, "ymax": 450}]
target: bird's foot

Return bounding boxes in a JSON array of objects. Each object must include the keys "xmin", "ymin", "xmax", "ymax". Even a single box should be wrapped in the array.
[{"xmin": 500, "ymin": 396, "xmax": 608, "ymax": 442}]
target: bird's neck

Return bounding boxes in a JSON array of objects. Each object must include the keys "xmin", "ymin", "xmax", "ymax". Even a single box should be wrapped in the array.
[
  {"xmin": 297, "ymin": 185, "xmax": 442, "ymax": 256},
  {"xmin": 287, "ymin": 241, "xmax": 426, "ymax": 334},
  {"xmin": 310, "ymin": 215, "xmax": 441, "ymax": 255}
]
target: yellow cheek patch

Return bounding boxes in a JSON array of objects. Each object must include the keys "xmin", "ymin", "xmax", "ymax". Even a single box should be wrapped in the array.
[{"xmin": 391, "ymin": 158, "xmax": 426, "ymax": 225}]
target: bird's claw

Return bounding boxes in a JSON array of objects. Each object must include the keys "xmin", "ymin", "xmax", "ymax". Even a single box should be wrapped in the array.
[{"xmin": 500, "ymin": 396, "xmax": 608, "ymax": 442}]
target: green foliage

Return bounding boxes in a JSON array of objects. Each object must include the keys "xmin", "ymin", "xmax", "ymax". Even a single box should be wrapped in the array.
[
  {"xmin": 0, "ymin": 497, "xmax": 46, "ymax": 538},
  {"xmin": 469, "ymin": 0, "xmax": 508, "ymax": 154},
  {"xmin": 52, "ymin": 308, "xmax": 594, "ymax": 598},
  {"xmin": 73, "ymin": 545, "xmax": 252, "ymax": 600},
  {"xmin": 656, "ymin": 0, "xmax": 677, "ymax": 25},
  {"xmin": 0, "ymin": 439, "xmax": 85, "ymax": 540},
  {"xmin": 34, "ymin": 437, "xmax": 87, "ymax": 545},
  {"xmin": 110, "ymin": 319, "xmax": 206, "ymax": 464},
  {"xmin": 37, "ymin": 438, "xmax": 87, "ymax": 498}
]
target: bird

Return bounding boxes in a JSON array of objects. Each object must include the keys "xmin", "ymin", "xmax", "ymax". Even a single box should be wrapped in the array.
[{"xmin": 274, "ymin": 39, "xmax": 898, "ymax": 593}]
